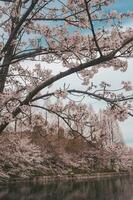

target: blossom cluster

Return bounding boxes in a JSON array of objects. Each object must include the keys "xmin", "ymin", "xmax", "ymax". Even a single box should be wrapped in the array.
[
  {"xmin": 121, "ymin": 81, "xmax": 133, "ymax": 91},
  {"xmin": 54, "ymin": 89, "xmax": 68, "ymax": 99}
]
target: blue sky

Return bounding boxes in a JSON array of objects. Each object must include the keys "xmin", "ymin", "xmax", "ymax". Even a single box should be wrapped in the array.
[{"xmin": 111, "ymin": 0, "xmax": 133, "ymax": 12}]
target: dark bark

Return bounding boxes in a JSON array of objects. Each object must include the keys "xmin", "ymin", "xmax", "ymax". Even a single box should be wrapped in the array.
[
  {"xmin": 0, "ymin": 0, "xmax": 38, "ymax": 92},
  {"xmin": 0, "ymin": 49, "xmax": 13, "ymax": 92}
]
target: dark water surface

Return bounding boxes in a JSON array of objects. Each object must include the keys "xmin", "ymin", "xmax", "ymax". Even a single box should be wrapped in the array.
[{"xmin": 0, "ymin": 176, "xmax": 133, "ymax": 200}]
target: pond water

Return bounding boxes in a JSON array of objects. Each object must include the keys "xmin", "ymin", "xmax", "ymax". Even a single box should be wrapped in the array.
[{"xmin": 0, "ymin": 176, "xmax": 133, "ymax": 200}]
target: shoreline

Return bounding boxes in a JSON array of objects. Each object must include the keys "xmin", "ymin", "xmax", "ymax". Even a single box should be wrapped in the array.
[
  {"xmin": 31, "ymin": 172, "xmax": 130, "ymax": 183},
  {"xmin": 0, "ymin": 172, "xmax": 131, "ymax": 185}
]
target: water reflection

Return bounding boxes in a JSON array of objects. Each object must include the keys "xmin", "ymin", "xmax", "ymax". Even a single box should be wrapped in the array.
[{"xmin": 0, "ymin": 176, "xmax": 133, "ymax": 200}]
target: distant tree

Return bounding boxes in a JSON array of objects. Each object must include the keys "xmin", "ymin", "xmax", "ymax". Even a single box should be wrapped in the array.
[
  {"xmin": 99, "ymin": 111, "xmax": 124, "ymax": 145},
  {"xmin": 0, "ymin": 0, "xmax": 133, "ymax": 135}
]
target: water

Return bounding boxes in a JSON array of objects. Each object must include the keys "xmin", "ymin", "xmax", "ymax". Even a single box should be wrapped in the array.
[{"xmin": 0, "ymin": 176, "xmax": 133, "ymax": 200}]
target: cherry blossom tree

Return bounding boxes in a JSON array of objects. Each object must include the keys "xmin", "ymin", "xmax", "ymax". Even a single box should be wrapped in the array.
[
  {"xmin": 0, "ymin": 0, "xmax": 133, "ymax": 136},
  {"xmin": 0, "ymin": 133, "xmax": 43, "ymax": 178}
]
